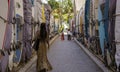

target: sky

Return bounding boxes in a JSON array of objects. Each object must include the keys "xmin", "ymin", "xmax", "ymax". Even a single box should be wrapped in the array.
[
  {"xmin": 41, "ymin": 0, "xmax": 48, "ymax": 3},
  {"xmin": 42, "ymin": 0, "xmax": 62, "ymax": 3}
]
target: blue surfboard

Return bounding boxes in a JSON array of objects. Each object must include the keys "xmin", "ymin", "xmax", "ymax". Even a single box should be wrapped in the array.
[
  {"xmin": 84, "ymin": 0, "xmax": 90, "ymax": 40},
  {"xmin": 13, "ymin": 0, "xmax": 24, "ymax": 67},
  {"xmin": 13, "ymin": 14, "xmax": 23, "ymax": 66},
  {"xmin": 103, "ymin": 0, "xmax": 112, "ymax": 66},
  {"xmin": 103, "ymin": 0, "xmax": 109, "ymax": 43},
  {"xmin": 98, "ymin": 1, "xmax": 105, "ymax": 56}
]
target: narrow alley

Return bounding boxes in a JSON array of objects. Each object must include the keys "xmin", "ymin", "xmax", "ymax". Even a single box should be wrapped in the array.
[{"xmin": 26, "ymin": 36, "xmax": 102, "ymax": 72}]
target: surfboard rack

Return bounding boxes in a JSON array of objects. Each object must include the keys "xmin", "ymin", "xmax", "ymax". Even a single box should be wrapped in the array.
[
  {"xmin": 0, "ymin": 16, "xmax": 17, "ymax": 25},
  {"xmin": 113, "ymin": 13, "xmax": 120, "ymax": 17},
  {"xmin": 0, "ymin": 16, "xmax": 7, "ymax": 23},
  {"xmin": 0, "ymin": 40, "xmax": 22, "ymax": 56},
  {"xmin": 115, "ymin": 41, "xmax": 120, "ymax": 44},
  {"xmin": 109, "ymin": 14, "xmax": 117, "ymax": 19},
  {"xmin": 0, "ymin": 42, "xmax": 21, "ymax": 56}
]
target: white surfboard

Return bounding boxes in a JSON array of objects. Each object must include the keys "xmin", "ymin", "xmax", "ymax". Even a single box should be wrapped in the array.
[{"xmin": 115, "ymin": 0, "xmax": 120, "ymax": 71}]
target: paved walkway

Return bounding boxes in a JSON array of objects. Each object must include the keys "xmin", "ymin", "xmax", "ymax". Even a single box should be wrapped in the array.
[{"xmin": 26, "ymin": 36, "xmax": 103, "ymax": 72}]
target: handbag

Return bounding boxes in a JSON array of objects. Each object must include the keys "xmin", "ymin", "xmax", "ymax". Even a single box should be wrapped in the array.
[{"xmin": 33, "ymin": 39, "xmax": 39, "ymax": 51}]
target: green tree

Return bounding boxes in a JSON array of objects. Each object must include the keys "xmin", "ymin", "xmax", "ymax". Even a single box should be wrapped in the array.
[
  {"xmin": 48, "ymin": 0, "xmax": 59, "ymax": 10},
  {"xmin": 48, "ymin": 0, "xmax": 73, "ymax": 22},
  {"xmin": 62, "ymin": 0, "xmax": 73, "ymax": 14}
]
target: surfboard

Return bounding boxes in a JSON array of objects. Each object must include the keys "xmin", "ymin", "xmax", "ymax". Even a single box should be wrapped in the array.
[
  {"xmin": 84, "ymin": 0, "xmax": 90, "ymax": 40},
  {"xmin": 108, "ymin": 0, "xmax": 117, "ymax": 68},
  {"xmin": 91, "ymin": 0, "xmax": 96, "ymax": 37},
  {"xmin": 94, "ymin": 0, "xmax": 99, "ymax": 32},
  {"xmin": 77, "ymin": 6, "xmax": 85, "ymax": 44},
  {"xmin": 103, "ymin": 0, "xmax": 111, "ymax": 66},
  {"xmin": 98, "ymin": 0, "xmax": 105, "ymax": 56},
  {"xmin": 88, "ymin": 0, "xmax": 100, "ymax": 54},
  {"xmin": 76, "ymin": 13, "xmax": 79, "ymax": 34},
  {"xmin": 6, "ymin": 0, "xmax": 16, "ymax": 71},
  {"xmin": 80, "ymin": 8, "xmax": 85, "ymax": 44},
  {"xmin": 84, "ymin": 0, "xmax": 91, "ymax": 48},
  {"xmin": 115, "ymin": 0, "xmax": 120, "ymax": 71},
  {"xmin": 0, "ymin": 0, "xmax": 9, "ymax": 72},
  {"xmin": 0, "ymin": 1, "xmax": 8, "ymax": 49},
  {"xmin": 22, "ymin": 0, "xmax": 32, "ymax": 62},
  {"xmin": 77, "ymin": 11, "xmax": 80, "ymax": 35},
  {"xmin": 93, "ymin": 0, "xmax": 101, "ymax": 55},
  {"xmin": 79, "ymin": 13, "xmax": 83, "ymax": 34},
  {"xmin": 103, "ymin": 0, "xmax": 109, "ymax": 43},
  {"xmin": 13, "ymin": 0, "xmax": 24, "ymax": 67},
  {"xmin": 102, "ymin": 0, "xmax": 117, "ymax": 67},
  {"xmin": 89, "ymin": 0, "xmax": 94, "ymax": 38}
]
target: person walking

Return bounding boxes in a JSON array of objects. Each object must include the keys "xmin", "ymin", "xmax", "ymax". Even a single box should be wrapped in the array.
[
  {"xmin": 61, "ymin": 31, "xmax": 64, "ymax": 40},
  {"xmin": 33, "ymin": 23, "xmax": 52, "ymax": 72},
  {"xmin": 72, "ymin": 30, "xmax": 76, "ymax": 40},
  {"xmin": 67, "ymin": 29, "xmax": 71, "ymax": 40}
]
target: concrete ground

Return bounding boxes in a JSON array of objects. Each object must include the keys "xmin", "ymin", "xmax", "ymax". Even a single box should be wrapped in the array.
[{"xmin": 25, "ymin": 36, "xmax": 103, "ymax": 72}]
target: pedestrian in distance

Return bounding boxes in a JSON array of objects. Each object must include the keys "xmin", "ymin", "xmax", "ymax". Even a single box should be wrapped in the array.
[
  {"xmin": 72, "ymin": 31, "xmax": 76, "ymax": 40},
  {"xmin": 61, "ymin": 31, "xmax": 64, "ymax": 40},
  {"xmin": 67, "ymin": 29, "xmax": 71, "ymax": 40},
  {"xmin": 33, "ymin": 22, "xmax": 52, "ymax": 72}
]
